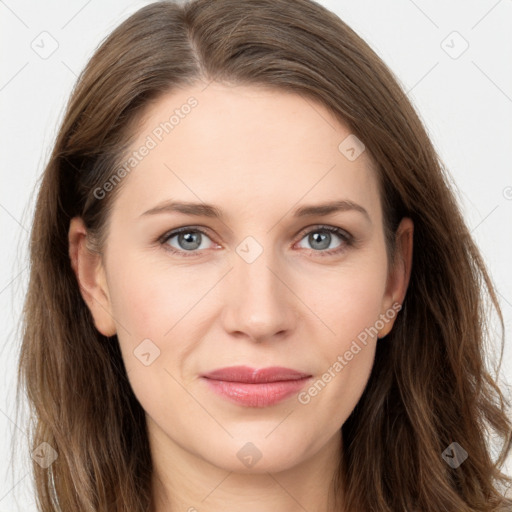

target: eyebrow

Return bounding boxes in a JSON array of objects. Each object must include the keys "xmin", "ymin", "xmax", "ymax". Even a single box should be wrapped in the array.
[{"xmin": 140, "ymin": 199, "xmax": 370, "ymax": 222}]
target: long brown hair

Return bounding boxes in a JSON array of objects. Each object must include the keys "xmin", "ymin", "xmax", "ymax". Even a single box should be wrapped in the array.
[{"xmin": 16, "ymin": 0, "xmax": 512, "ymax": 510}]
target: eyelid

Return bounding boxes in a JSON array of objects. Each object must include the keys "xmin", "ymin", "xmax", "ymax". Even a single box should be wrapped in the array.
[{"xmin": 295, "ymin": 223, "xmax": 352, "ymax": 241}]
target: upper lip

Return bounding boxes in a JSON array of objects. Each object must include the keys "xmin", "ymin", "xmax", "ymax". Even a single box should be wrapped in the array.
[{"xmin": 201, "ymin": 365, "xmax": 312, "ymax": 383}]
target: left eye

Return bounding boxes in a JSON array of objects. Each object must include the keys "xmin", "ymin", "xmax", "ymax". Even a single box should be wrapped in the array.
[
  {"xmin": 160, "ymin": 225, "xmax": 351, "ymax": 257},
  {"xmin": 295, "ymin": 226, "xmax": 350, "ymax": 253}
]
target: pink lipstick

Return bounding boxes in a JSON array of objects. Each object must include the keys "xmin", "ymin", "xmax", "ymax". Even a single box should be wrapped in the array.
[{"xmin": 200, "ymin": 365, "xmax": 312, "ymax": 407}]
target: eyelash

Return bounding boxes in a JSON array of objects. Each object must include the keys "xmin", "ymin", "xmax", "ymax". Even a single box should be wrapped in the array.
[{"xmin": 157, "ymin": 225, "xmax": 354, "ymax": 258}]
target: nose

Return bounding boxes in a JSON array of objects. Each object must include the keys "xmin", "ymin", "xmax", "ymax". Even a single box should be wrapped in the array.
[{"xmin": 220, "ymin": 244, "xmax": 298, "ymax": 344}]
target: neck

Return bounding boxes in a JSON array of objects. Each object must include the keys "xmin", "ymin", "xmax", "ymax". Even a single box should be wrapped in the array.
[{"xmin": 148, "ymin": 419, "xmax": 344, "ymax": 512}]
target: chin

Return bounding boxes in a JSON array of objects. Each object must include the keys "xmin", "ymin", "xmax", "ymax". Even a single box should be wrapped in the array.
[{"xmin": 203, "ymin": 436, "xmax": 310, "ymax": 474}]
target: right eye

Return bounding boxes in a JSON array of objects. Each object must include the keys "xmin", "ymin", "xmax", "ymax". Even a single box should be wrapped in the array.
[{"xmin": 159, "ymin": 227, "xmax": 218, "ymax": 257}]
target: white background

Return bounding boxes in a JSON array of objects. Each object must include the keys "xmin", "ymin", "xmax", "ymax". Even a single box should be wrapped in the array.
[{"xmin": 1, "ymin": 0, "xmax": 511, "ymax": 509}]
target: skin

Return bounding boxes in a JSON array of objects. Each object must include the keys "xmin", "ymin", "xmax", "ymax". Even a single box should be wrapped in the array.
[{"xmin": 68, "ymin": 82, "xmax": 413, "ymax": 512}]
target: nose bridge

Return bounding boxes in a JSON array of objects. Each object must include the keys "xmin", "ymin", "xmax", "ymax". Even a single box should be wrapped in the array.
[{"xmin": 223, "ymin": 235, "xmax": 295, "ymax": 340}]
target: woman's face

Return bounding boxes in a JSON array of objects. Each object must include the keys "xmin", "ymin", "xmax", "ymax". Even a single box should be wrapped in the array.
[{"xmin": 70, "ymin": 82, "xmax": 412, "ymax": 475}]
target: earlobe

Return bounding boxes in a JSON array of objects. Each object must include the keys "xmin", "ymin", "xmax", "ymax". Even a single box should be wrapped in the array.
[
  {"xmin": 68, "ymin": 217, "xmax": 117, "ymax": 337},
  {"xmin": 378, "ymin": 217, "xmax": 414, "ymax": 339},
  {"xmin": 377, "ymin": 318, "xmax": 395, "ymax": 339}
]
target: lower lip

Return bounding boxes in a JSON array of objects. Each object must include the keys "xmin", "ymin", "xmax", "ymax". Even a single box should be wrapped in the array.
[{"xmin": 201, "ymin": 377, "xmax": 312, "ymax": 407}]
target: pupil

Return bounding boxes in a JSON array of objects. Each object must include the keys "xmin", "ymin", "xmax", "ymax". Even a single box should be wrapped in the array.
[
  {"xmin": 310, "ymin": 231, "xmax": 330, "ymax": 250},
  {"xmin": 180, "ymin": 232, "xmax": 200, "ymax": 250}
]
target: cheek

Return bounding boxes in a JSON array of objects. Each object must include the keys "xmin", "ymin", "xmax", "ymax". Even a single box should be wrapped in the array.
[
  {"xmin": 306, "ymin": 249, "xmax": 388, "ymax": 397},
  {"xmin": 314, "ymin": 258, "xmax": 388, "ymax": 341},
  {"xmin": 299, "ymin": 266, "xmax": 386, "ymax": 427},
  {"xmin": 106, "ymin": 259, "xmax": 193, "ymax": 412},
  {"xmin": 106, "ymin": 254, "xmax": 211, "ymax": 383},
  {"xmin": 108, "ymin": 253, "xmax": 196, "ymax": 333}
]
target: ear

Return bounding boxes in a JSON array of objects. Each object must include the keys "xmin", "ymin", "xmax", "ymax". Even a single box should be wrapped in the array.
[
  {"xmin": 68, "ymin": 217, "xmax": 117, "ymax": 337},
  {"xmin": 378, "ymin": 217, "xmax": 414, "ymax": 339}
]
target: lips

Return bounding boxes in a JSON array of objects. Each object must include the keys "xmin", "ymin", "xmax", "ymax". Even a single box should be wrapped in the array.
[
  {"xmin": 200, "ymin": 365, "xmax": 312, "ymax": 407},
  {"xmin": 201, "ymin": 365, "xmax": 311, "ymax": 383}
]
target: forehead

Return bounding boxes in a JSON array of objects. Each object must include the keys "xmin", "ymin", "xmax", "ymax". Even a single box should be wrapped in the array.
[{"xmin": 110, "ymin": 82, "xmax": 381, "ymax": 223}]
